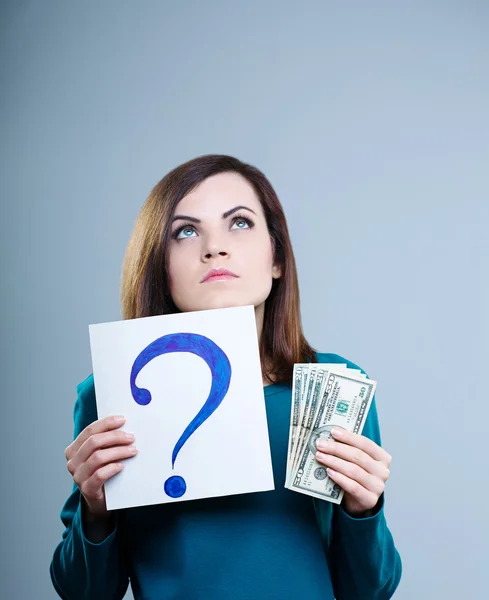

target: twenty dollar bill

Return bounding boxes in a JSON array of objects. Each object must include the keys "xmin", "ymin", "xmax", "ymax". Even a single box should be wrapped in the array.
[{"xmin": 286, "ymin": 367, "xmax": 376, "ymax": 504}]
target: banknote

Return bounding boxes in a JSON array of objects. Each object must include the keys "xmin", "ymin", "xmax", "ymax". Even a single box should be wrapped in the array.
[
  {"xmin": 285, "ymin": 366, "xmax": 376, "ymax": 504},
  {"xmin": 285, "ymin": 365, "xmax": 306, "ymax": 486},
  {"xmin": 291, "ymin": 365, "xmax": 317, "ymax": 473},
  {"xmin": 289, "ymin": 365, "xmax": 323, "ymax": 485},
  {"xmin": 286, "ymin": 363, "xmax": 347, "ymax": 486}
]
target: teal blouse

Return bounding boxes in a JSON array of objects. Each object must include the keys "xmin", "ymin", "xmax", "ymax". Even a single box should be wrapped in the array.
[{"xmin": 50, "ymin": 352, "xmax": 402, "ymax": 599}]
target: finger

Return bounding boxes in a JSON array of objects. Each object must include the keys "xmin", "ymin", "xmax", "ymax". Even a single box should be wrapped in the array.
[
  {"xmin": 65, "ymin": 415, "xmax": 127, "ymax": 460},
  {"xmin": 73, "ymin": 444, "xmax": 138, "ymax": 484},
  {"xmin": 331, "ymin": 429, "xmax": 392, "ymax": 465},
  {"xmin": 326, "ymin": 468, "xmax": 380, "ymax": 507},
  {"xmin": 315, "ymin": 451, "xmax": 386, "ymax": 496},
  {"xmin": 79, "ymin": 462, "xmax": 125, "ymax": 500},
  {"xmin": 67, "ymin": 429, "xmax": 135, "ymax": 475},
  {"xmin": 316, "ymin": 440, "xmax": 389, "ymax": 479}
]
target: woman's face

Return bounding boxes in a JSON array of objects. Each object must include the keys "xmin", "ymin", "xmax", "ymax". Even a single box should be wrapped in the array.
[{"xmin": 168, "ymin": 172, "xmax": 281, "ymax": 318}]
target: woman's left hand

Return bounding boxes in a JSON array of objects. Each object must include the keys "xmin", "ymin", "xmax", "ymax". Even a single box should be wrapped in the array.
[{"xmin": 315, "ymin": 428, "xmax": 392, "ymax": 517}]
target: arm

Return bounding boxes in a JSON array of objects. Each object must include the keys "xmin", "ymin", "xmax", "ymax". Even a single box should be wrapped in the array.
[
  {"xmin": 314, "ymin": 376, "xmax": 402, "ymax": 599},
  {"xmin": 49, "ymin": 375, "xmax": 130, "ymax": 600},
  {"xmin": 316, "ymin": 479, "xmax": 402, "ymax": 599}
]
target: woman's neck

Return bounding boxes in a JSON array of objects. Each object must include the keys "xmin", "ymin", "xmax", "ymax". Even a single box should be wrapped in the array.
[
  {"xmin": 254, "ymin": 302, "xmax": 265, "ymax": 344},
  {"xmin": 255, "ymin": 304, "xmax": 276, "ymax": 386}
]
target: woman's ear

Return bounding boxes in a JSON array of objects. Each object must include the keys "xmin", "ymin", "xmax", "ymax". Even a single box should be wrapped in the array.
[{"xmin": 272, "ymin": 263, "xmax": 282, "ymax": 279}]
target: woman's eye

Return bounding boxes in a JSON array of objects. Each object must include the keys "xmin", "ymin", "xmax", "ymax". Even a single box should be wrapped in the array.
[
  {"xmin": 176, "ymin": 226, "xmax": 196, "ymax": 239},
  {"xmin": 231, "ymin": 217, "xmax": 251, "ymax": 230}
]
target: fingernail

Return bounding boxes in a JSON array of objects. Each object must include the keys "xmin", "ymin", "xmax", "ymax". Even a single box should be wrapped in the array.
[
  {"xmin": 115, "ymin": 416, "xmax": 126, "ymax": 424},
  {"xmin": 124, "ymin": 432, "xmax": 135, "ymax": 440},
  {"xmin": 331, "ymin": 428, "xmax": 343, "ymax": 438},
  {"xmin": 316, "ymin": 440, "xmax": 329, "ymax": 451}
]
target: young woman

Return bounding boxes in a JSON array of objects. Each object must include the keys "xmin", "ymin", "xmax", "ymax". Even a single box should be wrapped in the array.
[{"xmin": 50, "ymin": 154, "xmax": 402, "ymax": 599}]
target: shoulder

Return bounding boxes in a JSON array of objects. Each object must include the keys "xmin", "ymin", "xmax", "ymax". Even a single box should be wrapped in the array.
[
  {"xmin": 76, "ymin": 373, "xmax": 95, "ymax": 397},
  {"xmin": 314, "ymin": 352, "xmax": 369, "ymax": 377},
  {"xmin": 73, "ymin": 373, "xmax": 98, "ymax": 436}
]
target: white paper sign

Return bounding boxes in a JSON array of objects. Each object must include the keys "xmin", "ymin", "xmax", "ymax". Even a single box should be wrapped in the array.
[{"xmin": 88, "ymin": 305, "xmax": 274, "ymax": 510}]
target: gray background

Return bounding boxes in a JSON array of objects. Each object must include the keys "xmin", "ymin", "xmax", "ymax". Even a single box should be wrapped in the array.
[{"xmin": 1, "ymin": 1, "xmax": 487, "ymax": 598}]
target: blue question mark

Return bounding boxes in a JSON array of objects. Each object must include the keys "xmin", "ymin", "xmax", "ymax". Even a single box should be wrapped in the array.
[{"xmin": 130, "ymin": 333, "xmax": 232, "ymax": 499}]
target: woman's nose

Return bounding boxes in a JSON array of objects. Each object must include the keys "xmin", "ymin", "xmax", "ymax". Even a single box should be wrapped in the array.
[
  {"xmin": 203, "ymin": 247, "xmax": 228, "ymax": 259},
  {"xmin": 202, "ymin": 236, "xmax": 229, "ymax": 260},
  {"xmin": 201, "ymin": 230, "xmax": 230, "ymax": 260}
]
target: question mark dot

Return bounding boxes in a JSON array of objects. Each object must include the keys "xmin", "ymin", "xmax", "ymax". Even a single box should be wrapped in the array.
[{"xmin": 164, "ymin": 475, "xmax": 187, "ymax": 498}]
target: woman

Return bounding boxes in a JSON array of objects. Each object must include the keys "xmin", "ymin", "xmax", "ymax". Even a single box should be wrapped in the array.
[{"xmin": 50, "ymin": 154, "xmax": 402, "ymax": 599}]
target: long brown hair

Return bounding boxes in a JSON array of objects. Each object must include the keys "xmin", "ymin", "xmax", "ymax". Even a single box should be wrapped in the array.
[{"xmin": 120, "ymin": 154, "xmax": 316, "ymax": 385}]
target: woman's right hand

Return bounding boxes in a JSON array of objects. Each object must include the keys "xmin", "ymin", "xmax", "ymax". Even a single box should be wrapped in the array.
[{"xmin": 65, "ymin": 415, "xmax": 138, "ymax": 518}]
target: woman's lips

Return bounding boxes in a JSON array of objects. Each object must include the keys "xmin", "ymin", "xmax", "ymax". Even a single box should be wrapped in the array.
[
  {"xmin": 201, "ymin": 268, "xmax": 239, "ymax": 283},
  {"xmin": 204, "ymin": 274, "xmax": 237, "ymax": 282}
]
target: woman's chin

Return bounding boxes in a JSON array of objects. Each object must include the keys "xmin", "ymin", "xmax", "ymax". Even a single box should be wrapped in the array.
[{"xmin": 192, "ymin": 297, "xmax": 253, "ymax": 312}]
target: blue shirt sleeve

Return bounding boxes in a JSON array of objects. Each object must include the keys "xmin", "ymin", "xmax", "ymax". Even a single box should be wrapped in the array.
[
  {"xmin": 49, "ymin": 375, "xmax": 130, "ymax": 600},
  {"xmin": 313, "ymin": 357, "xmax": 402, "ymax": 600}
]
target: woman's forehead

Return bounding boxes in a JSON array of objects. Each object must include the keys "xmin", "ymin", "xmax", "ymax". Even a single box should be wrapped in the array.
[{"xmin": 177, "ymin": 172, "xmax": 262, "ymax": 214}]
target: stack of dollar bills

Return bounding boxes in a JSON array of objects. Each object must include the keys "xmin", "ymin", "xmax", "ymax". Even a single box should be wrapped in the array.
[{"xmin": 285, "ymin": 363, "xmax": 377, "ymax": 504}]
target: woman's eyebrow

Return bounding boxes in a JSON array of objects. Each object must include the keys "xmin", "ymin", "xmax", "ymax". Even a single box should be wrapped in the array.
[
  {"xmin": 172, "ymin": 214, "xmax": 200, "ymax": 223},
  {"xmin": 222, "ymin": 205, "xmax": 257, "ymax": 219},
  {"xmin": 172, "ymin": 205, "xmax": 257, "ymax": 223}
]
